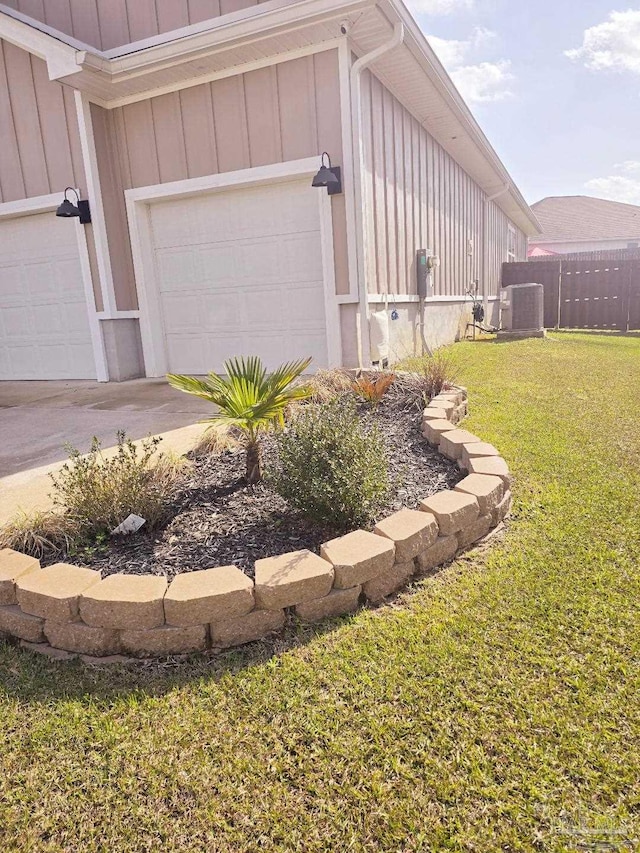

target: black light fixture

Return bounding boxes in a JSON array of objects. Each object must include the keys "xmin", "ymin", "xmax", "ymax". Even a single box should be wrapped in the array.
[
  {"xmin": 312, "ymin": 152, "xmax": 342, "ymax": 195},
  {"xmin": 56, "ymin": 187, "xmax": 91, "ymax": 224}
]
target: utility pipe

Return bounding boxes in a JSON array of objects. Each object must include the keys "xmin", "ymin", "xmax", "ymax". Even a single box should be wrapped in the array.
[
  {"xmin": 482, "ymin": 183, "xmax": 509, "ymax": 325},
  {"xmin": 350, "ymin": 22, "xmax": 405, "ymax": 367}
]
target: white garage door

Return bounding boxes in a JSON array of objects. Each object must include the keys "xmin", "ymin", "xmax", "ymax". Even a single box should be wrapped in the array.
[
  {"xmin": 148, "ymin": 179, "xmax": 329, "ymax": 374},
  {"xmin": 0, "ymin": 212, "xmax": 96, "ymax": 380}
]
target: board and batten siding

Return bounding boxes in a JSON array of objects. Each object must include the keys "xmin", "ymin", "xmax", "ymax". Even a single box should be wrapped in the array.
[
  {"xmin": 0, "ymin": 0, "xmax": 264, "ymax": 51},
  {"xmin": 360, "ymin": 69, "xmax": 526, "ymax": 299},
  {"xmin": 93, "ymin": 49, "xmax": 346, "ymax": 311},
  {"xmin": 0, "ymin": 39, "xmax": 106, "ymax": 310}
]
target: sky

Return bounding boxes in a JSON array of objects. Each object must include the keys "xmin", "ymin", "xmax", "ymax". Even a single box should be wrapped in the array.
[{"xmin": 403, "ymin": 0, "xmax": 640, "ymax": 206}]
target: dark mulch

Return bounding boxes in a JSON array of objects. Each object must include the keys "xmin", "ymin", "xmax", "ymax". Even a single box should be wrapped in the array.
[{"xmin": 71, "ymin": 400, "xmax": 463, "ymax": 579}]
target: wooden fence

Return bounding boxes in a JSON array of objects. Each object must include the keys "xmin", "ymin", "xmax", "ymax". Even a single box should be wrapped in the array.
[{"xmin": 502, "ymin": 259, "xmax": 640, "ymax": 331}]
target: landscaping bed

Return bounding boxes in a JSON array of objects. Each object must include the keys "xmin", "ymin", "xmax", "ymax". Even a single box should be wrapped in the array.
[{"xmin": 64, "ymin": 400, "xmax": 463, "ymax": 579}]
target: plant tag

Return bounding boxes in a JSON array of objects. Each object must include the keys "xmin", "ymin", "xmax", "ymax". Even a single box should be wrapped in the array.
[{"xmin": 111, "ymin": 514, "xmax": 146, "ymax": 536}]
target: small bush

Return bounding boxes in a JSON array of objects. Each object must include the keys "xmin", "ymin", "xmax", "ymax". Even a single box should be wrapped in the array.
[
  {"xmin": 351, "ymin": 371, "xmax": 395, "ymax": 406},
  {"xmin": 271, "ymin": 399, "xmax": 389, "ymax": 530},
  {"xmin": 0, "ymin": 509, "xmax": 78, "ymax": 560},
  {"xmin": 305, "ymin": 368, "xmax": 353, "ymax": 404},
  {"xmin": 192, "ymin": 423, "xmax": 241, "ymax": 457},
  {"xmin": 49, "ymin": 431, "xmax": 186, "ymax": 538},
  {"xmin": 400, "ymin": 350, "xmax": 460, "ymax": 402}
]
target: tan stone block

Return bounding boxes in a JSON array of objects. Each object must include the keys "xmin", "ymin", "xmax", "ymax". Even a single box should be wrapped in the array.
[
  {"xmin": 80, "ymin": 574, "xmax": 167, "ymax": 629},
  {"xmin": 456, "ymin": 514, "xmax": 492, "ymax": 550},
  {"xmin": 16, "ymin": 564, "xmax": 101, "ymax": 622},
  {"xmin": 164, "ymin": 565, "xmax": 254, "ymax": 627},
  {"xmin": 374, "ymin": 508, "xmax": 438, "ymax": 562},
  {"xmin": 0, "ymin": 604, "xmax": 45, "ymax": 643},
  {"xmin": 438, "ymin": 429, "xmax": 482, "ymax": 461},
  {"xmin": 210, "ymin": 608, "xmax": 285, "ymax": 648},
  {"xmin": 428, "ymin": 398, "xmax": 455, "ymax": 418},
  {"xmin": 422, "ymin": 406, "xmax": 448, "ymax": 423},
  {"xmin": 422, "ymin": 418, "xmax": 457, "ymax": 446},
  {"xmin": 460, "ymin": 442, "xmax": 500, "ymax": 470},
  {"xmin": 0, "ymin": 549, "xmax": 40, "ymax": 605},
  {"xmin": 454, "ymin": 473, "xmax": 504, "ymax": 515},
  {"xmin": 294, "ymin": 586, "xmax": 361, "ymax": 622},
  {"xmin": 254, "ymin": 549, "xmax": 333, "ymax": 610},
  {"xmin": 416, "ymin": 535, "xmax": 458, "ymax": 572},
  {"xmin": 321, "ymin": 529, "xmax": 395, "ymax": 589},
  {"xmin": 467, "ymin": 455, "xmax": 512, "ymax": 487},
  {"xmin": 45, "ymin": 620, "xmax": 121, "ymax": 656},
  {"xmin": 121, "ymin": 624, "xmax": 207, "ymax": 656},
  {"xmin": 20, "ymin": 641, "xmax": 76, "ymax": 661},
  {"xmin": 435, "ymin": 388, "xmax": 464, "ymax": 405},
  {"xmin": 362, "ymin": 560, "xmax": 415, "ymax": 603},
  {"xmin": 491, "ymin": 490, "xmax": 513, "ymax": 526},
  {"xmin": 453, "ymin": 402, "xmax": 468, "ymax": 424},
  {"xmin": 420, "ymin": 489, "xmax": 479, "ymax": 535}
]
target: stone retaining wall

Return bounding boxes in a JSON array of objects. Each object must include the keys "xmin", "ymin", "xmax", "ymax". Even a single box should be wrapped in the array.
[{"xmin": 0, "ymin": 387, "xmax": 512, "ymax": 659}]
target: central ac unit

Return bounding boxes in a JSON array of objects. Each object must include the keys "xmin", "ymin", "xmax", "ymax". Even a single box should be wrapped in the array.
[{"xmin": 498, "ymin": 283, "xmax": 546, "ymax": 340}]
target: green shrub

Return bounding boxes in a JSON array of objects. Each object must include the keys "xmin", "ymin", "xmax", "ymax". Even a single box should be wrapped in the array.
[
  {"xmin": 271, "ymin": 399, "xmax": 389, "ymax": 530},
  {"xmin": 49, "ymin": 431, "xmax": 186, "ymax": 538}
]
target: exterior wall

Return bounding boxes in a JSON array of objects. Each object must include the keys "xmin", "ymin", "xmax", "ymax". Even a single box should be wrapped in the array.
[
  {"xmin": 0, "ymin": 0, "xmax": 265, "ymax": 50},
  {"xmin": 360, "ymin": 69, "xmax": 527, "ymax": 301},
  {"xmin": 0, "ymin": 40, "xmax": 105, "ymax": 310},
  {"xmin": 91, "ymin": 48, "xmax": 346, "ymax": 313},
  {"xmin": 530, "ymin": 238, "xmax": 640, "ymax": 255},
  {"xmin": 0, "ymin": 40, "xmax": 85, "ymax": 203}
]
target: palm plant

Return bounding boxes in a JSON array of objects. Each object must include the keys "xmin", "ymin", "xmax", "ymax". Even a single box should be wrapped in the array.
[{"xmin": 167, "ymin": 356, "xmax": 312, "ymax": 484}]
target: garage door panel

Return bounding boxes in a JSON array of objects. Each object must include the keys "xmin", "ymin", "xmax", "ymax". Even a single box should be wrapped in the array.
[
  {"xmin": 0, "ymin": 212, "xmax": 96, "ymax": 380},
  {"xmin": 147, "ymin": 178, "xmax": 329, "ymax": 375}
]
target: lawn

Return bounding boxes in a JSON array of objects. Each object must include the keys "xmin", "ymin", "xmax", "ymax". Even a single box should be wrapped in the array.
[{"xmin": 1, "ymin": 331, "xmax": 639, "ymax": 852}]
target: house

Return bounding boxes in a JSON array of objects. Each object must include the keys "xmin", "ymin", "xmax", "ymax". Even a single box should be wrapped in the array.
[
  {"xmin": 529, "ymin": 195, "xmax": 640, "ymax": 257},
  {"xmin": 0, "ymin": 0, "xmax": 539, "ymax": 382}
]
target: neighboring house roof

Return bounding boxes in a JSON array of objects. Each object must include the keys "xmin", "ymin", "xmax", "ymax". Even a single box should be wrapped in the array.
[
  {"xmin": 527, "ymin": 246, "xmax": 558, "ymax": 257},
  {"xmin": 0, "ymin": 0, "xmax": 540, "ymax": 235},
  {"xmin": 531, "ymin": 195, "xmax": 640, "ymax": 244}
]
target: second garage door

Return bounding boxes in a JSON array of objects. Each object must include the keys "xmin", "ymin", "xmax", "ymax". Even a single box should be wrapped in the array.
[{"xmin": 147, "ymin": 179, "xmax": 330, "ymax": 374}]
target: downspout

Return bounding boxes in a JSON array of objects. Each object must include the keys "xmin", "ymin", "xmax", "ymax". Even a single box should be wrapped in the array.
[
  {"xmin": 350, "ymin": 22, "xmax": 404, "ymax": 368},
  {"xmin": 482, "ymin": 183, "xmax": 509, "ymax": 324}
]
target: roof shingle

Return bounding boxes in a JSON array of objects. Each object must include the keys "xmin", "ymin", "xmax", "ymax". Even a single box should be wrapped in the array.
[{"xmin": 531, "ymin": 195, "xmax": 640, "ymax": 242}]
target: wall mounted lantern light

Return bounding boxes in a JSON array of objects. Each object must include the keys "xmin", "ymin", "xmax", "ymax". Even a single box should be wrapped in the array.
[
  {"xmin": 56, "ymin": 187, "xmax": 91, "ymax": 224},
  {"xmin": 311, "ymin": 152, "xmax": 342, "ymax": 195}
]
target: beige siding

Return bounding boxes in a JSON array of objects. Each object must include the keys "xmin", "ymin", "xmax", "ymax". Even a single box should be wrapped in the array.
[
  {"xmin": 1, "ymin": 0, "xmax": 263, "ymax": 50},
  {"xmin": 361, "ymin": 70, "xmax": 526, "ymax": 298},
  {"xmin": 92, "ymin": 50, "xmax": 345, "ymax": 309},
  {"xmin": 0, "ymin": 40, "xmax": 85, "ymax": 203}
]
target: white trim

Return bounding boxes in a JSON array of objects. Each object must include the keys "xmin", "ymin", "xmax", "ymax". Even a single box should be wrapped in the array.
[
  {"xmin": 338, "ymin": 39, "xmax": 359, "ymax": 302},
  {"xmin": 74, "ymin": 218, "xmax": 109, "ymax": 381},
  {"xmin": 103, "ymin": 41, "xmax": 343, "ymax": 108},
  {"xmin": 0, "ymin": 191, "xmax": 62, "ymax": 219},
  {"xmin": 96, "ymin": 310, "xmax": 140, "ymax": 320},
  {"xmin": 318, "ymin": 190, "xmax": 342, "ymax": 367},
  {"xmin": 74, "ymin": 90, "xmax": 117, "ymax": 316},
  {"xmin": 0, "ymin": 190, "xmax": 107, "ymax": 381},
  {"xmin": 125, "ymin": 159, "xmax": 341, "ymax": 376},
  {"xmin": 367, "ymin": 294, "xmax": 498, "ymax": 304}
]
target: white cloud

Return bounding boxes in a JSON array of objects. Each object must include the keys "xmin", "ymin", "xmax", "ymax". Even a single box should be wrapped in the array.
[
  {"xmin": 450, "ymin": 60, "xmax": 515, "ymax": 103},
  {"xmin": 615, "ymin": 160, "xmax": 640, "ymax": 174},
  {"xmin": 566, "ymin": 9, "xmax": 640, "ymax": 74},
  {"xmin": 428, "ymin": 28, "xmax": 514, "ymax": 103},
  {"xmin": 584, "ymin": 175, "xmax": 640, "ymax": 206},
  {"xmin": 405, "ymin": 0, "xmax": 473, "ymax": 15}
]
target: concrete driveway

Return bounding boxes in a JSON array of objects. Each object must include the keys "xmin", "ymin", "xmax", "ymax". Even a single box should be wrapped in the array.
[{"xmin": 0, "ymin": 379, "xmax": 212, "ymax": 524}]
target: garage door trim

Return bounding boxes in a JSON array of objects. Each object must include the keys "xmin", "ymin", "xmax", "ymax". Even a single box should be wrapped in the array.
[
  {"xmin": 0, "ymin": 190, "xmax": 108, "ymax": 381},
  {"xmin": 125, "ymin": 157, "xmax": 341, "ymax": 377}
]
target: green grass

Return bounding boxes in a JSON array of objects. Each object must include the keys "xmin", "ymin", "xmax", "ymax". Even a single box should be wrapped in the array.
[{"xmin": 2, "ymin": 331, "xmax": 640, "ymax": 852}]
